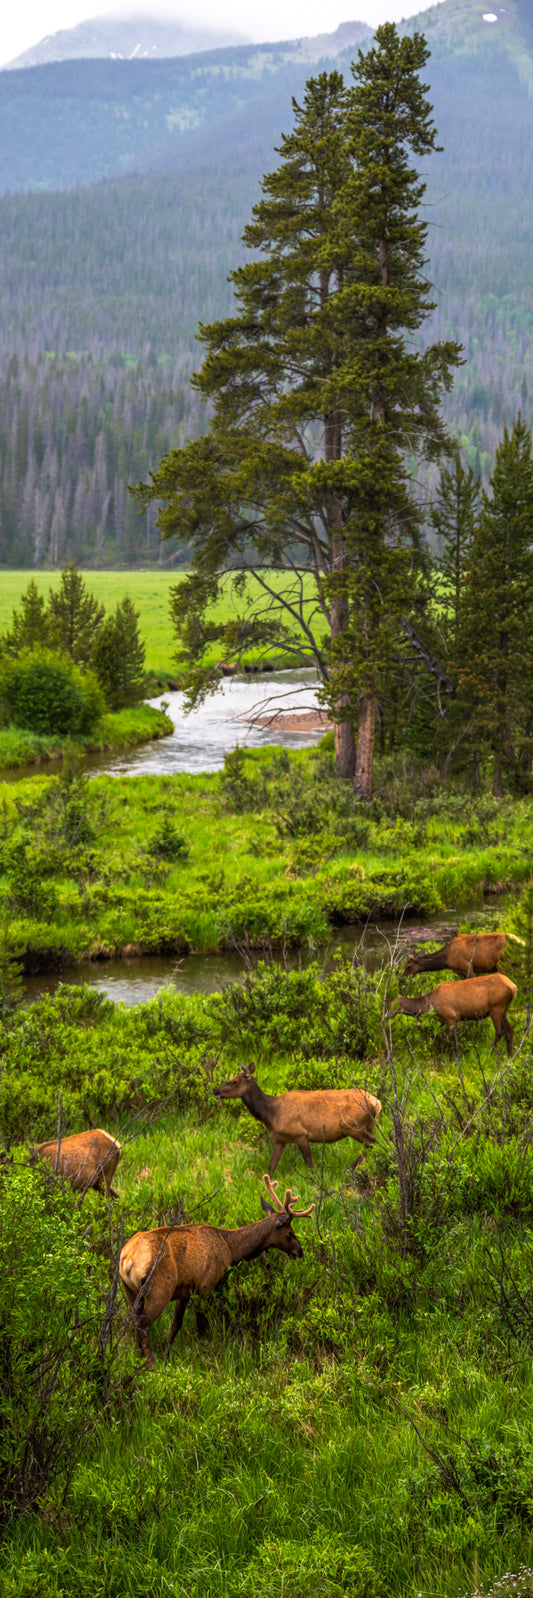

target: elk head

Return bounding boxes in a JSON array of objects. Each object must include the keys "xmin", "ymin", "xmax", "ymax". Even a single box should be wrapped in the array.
[
  {"xmin": 260, "ymin": 1174, "xmax": 315, "ymax": 1259},
  {"xmin": 404, "ymin": 955, "xmax": 420, "ymax": 976},
  {"xmin": 213, "ymin": 1062, "xmax": 256, "ymax": 1100}
]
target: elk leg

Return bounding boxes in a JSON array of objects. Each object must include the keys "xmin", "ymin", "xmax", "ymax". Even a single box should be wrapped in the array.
[
  {"xmin": 168, "ymin": 1293, "xmax": 189, "ymax": 1349},
  {"xmin": 195, "ymin": 1308, "xmax": 209, "ymax": 1338},
  {"xmin": 503, "ymin": 1016, "xmax": 514, "ymax": 1057},
  {"xmin": 495, "ymin": 1011, "xmax": 514, "ymax": 1057},
  {"xmin": 295, "ymin": 1137, "xmax": 313, "ymax": 1169},
  {"xmin": 268, "ymin": 1140, "xmax": 285, "ymax": 1176},
  {"xmin": 122, "ymin": 1283, "xmax": 156, "ymax": 1368}
]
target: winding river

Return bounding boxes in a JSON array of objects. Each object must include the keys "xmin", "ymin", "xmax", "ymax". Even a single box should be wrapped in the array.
[{"xmin": 89, "ymin": 668, "xmax": 324, "ymax": 778}]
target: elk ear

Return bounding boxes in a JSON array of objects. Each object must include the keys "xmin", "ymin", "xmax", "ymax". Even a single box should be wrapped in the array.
[{"xmin": 261, "ymin": 1197, "xmax": 275, "ymax": 1215}]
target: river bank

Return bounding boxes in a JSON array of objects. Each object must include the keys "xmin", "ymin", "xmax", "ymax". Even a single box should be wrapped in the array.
[{"xmin": 0, "ymin": 703, "xmax": 173, "ymax": 772}]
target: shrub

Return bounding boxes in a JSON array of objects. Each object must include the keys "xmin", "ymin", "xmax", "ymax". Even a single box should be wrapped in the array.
[
  {"xmin": 0, "ymin": 1158, "xmax": 112, "ymax": 1525},
  {"xmin": 213, "ymin": 959, "xmax": 373, "ymax": 1061},
  {"xmin": 146, "ymin": 812, "xmax": 190, "ymax": 862},
  {"xmin": 2, "ymin": 836, "xmax": 59, "ymax": 917},
  {"xmin": 0, "ymin": 649, "xmax": 104, "ymax": 737}
]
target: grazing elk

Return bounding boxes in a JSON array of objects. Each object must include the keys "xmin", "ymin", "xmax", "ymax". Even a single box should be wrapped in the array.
[
  {"xmin": 404, "ymin": 932, "xmax": 513, "ymax": 980},
  {"xmin": 119, "ymin": 1175, "xmax": 314, "ymax": 1366},
  {"xmin": 33, "ymin": 1128, "xmax": 121, "ymax": 1198},
  {"xmin": 392, "ymin": 973, "xmax": 517, "ymax": 1055},
  {"xmin": 213, "ymin": 1063, "xmax": 381, "ymax": 1173}
]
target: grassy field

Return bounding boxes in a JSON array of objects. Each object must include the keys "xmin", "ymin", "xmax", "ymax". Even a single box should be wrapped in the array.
[{"xmin": 0, "ymin": 570, "xmax": 319, "ymax": 679}]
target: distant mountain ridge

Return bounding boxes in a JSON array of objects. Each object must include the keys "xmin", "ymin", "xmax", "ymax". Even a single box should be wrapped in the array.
[
  {"xmin": 0, "ymin": 21, "xmax": 373, "ymax": 193},
  {"xmin": 0, "ymin": 0, "xmax": 532, "ymax": 567},
  {"xmin": 5, "ymin": 14, "xmax": 250, "ymax": 70}
]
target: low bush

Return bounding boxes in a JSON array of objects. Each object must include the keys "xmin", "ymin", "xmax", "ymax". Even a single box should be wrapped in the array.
[
  {"xmin": 146, "ymin": 811, "xmax": 190, "ymax": 862},
  {"xmin": 213, "ymin": 958, "xmax": 376, "ymax": 1061},
  {"xmin": 0, "ymin": 1158, "xmax": 115, "ymax": 1525},
  {"xmin": 0, "ymin": 649, "xmax": 104, "ymax": 737},
  {"xmin": 0, "ymin": 984, "xmax": 214, "ymax": 1143}
]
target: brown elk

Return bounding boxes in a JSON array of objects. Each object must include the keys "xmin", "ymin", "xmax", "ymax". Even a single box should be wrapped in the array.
[
  {"xmin": 404, "ymin": 932, "xmax": 512, "ymax": 979},
  {"xmin": 119, "ymin": 1175, "xmax": 314, "ymax": 1366},
  {"xmin": 33, "ymin": 1128, "xmax": 121, "ymax": 1198},
  {"xmin": 392, "ymin": 973, "xmax": 517, "ymax": 1055},
  {"xmin": 213, "ymin": 1064, "xmax": 381, "ymax": 1173}
]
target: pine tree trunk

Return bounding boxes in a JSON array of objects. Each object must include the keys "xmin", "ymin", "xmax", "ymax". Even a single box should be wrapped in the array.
[
  {"xmin": 330, "ymin": 579, "xmax": 355, "ymax": 778},
  {"xmin": 354, "ymin": 686, "xmax": 376, "ymax": 801},
  {"xmin": 327, "ymin": 407, "xmax": 355, "ymax": 778},
  {"xmin": 334, "ymin": 717, "xmax": 356, "ymax": 778},
  {"xmin": 493, "ymin": 756, "xmax": 503, "ymax": 798}
]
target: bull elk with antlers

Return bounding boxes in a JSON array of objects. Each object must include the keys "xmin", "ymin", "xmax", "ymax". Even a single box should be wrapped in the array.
[
  {"xmin": 392, "ymin": 973, "xmax": 517, "ymax": 1055},
  {"xmin": 213, "ymin": 1064, "xmax": 381, "ymax": 1173},
  {"xmin": 404, "ymin": 932, "xmax": 520, "ymax": 980},
  {"xmin": 119, "ymin": 1176, "xmax": 314, "ymax": 1366},
  {"xmin": 32, "ymin": 1128, "xmax": 121, "ymax": 1198}
]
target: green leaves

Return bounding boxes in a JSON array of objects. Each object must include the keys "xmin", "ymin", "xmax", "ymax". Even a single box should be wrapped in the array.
[{"xmin": 0, "ymin": 648, "xmax": 105, "ymax": 738}]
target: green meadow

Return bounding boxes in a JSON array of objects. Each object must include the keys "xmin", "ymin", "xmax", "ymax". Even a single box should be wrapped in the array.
[
  {"xmin": 0, "ymin": 570, "xmax": 318, "ymax": 680},
  {"xmin": 1, "ymin": 744, "xmax": 532, "ymax": 974}
]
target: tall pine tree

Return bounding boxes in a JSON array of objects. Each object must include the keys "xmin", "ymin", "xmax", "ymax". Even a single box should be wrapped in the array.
[
  {"xmin": 136, "ymin": 26, "xmax": 459, "ymax": 794},
  {"xmin": 431, "ymin": 456, "xmax": 480, "ymax": 658},
  {"xmin": 458, "ymin": 416, "xmax": 533, "ymax": 794},
  {"xmin": 92, "ymin": 595, "xmax": 145, "ymax": 709},
  {"xmin": 48, "ymin": 563, "xmax": 105, "ymax": 668},
  {"xmin": 2, "ymin": 579, "xmax": 50, "ymax": 655}
]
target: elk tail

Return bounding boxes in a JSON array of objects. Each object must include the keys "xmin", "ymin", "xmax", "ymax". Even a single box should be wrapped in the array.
[{"xmin": 119, "ymin": 1253, "xmax": 145, "ymax": 1292}]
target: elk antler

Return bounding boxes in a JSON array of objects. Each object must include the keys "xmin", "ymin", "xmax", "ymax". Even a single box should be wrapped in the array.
[{"xmin": 263, "ymin": 1175, "xmax": 315, "ymax": 1219}]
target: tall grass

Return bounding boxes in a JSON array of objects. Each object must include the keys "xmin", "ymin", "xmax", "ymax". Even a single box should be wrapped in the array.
[{"xmin": 3, "ymin": 964, "xmax": 533, "ymax": 1595}]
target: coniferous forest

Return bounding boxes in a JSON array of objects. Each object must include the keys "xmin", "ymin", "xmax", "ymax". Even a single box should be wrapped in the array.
[{"xmin": 0, "ymin": 0, "xmax": 532, "ymax": 566}]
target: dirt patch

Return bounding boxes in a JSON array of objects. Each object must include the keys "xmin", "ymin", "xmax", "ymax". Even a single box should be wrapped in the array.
[{"xmin": 244, "ymin": 710, "xmax": 331, "ymax": 733}]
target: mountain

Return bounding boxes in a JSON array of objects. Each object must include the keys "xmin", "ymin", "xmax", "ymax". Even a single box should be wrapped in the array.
[
  {"xmin": 0, "ymin": 0, "xmax": 532, "ymax": 566},
  {"xmin": 0, "ymin": 24, "xmax": 373, "ymax": 192},
  {"xmin": 5, "ymin": 15, "xmax": 250, "ymax": 71}
]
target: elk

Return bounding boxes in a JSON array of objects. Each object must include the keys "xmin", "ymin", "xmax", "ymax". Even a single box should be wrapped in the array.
[
  {"xmin": 32, "ymin": 1128, "xmax": 121, "ymax": 1198},
  {"xmin": 404, "ymin": 932, "xmax": 513, "ymax": 979},
  {"xmin": 392, "ymin": 973, "xmax": 517, "ymax": 1055},
  {"xmin": 213, "ymin": 1064, "xmax": 381, "ymax": 1173},
  {"xmin": 119, "ymin": 1175, "xmax": 314, "ymax": 1366}
]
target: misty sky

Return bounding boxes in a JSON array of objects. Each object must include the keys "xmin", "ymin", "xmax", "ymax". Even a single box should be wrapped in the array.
[{"xmin": 0, "ymin": 0, "xmax": 442, "ymax": 69}]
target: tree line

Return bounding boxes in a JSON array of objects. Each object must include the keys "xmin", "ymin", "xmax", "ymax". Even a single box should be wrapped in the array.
[{"xmin": 0, "ymin": 352, "xmax": 204, "ymax": 568}]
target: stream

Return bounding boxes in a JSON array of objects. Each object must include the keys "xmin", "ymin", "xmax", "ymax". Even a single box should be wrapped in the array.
[
  {"xmin": 25, "ymin": 915, "xmax": 476, "ymax": 1007},
  {"xmin": 89, "ymin": 668, "xmax": 324, "ymax": 778}
]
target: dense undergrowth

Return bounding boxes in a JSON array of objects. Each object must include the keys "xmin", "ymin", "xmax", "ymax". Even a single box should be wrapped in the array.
[
  {"xmin": 2, "ymin": 949, "xmax": 533, "ymax": 1594},
  {"xmin": 1, "ymin": 741, "xmax": 532, "ymax": 974}
]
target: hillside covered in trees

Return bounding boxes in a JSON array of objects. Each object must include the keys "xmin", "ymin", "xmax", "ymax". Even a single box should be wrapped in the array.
[{"xmin": 0, "ymin": 0, "xmax": 532, "ymax": 566}]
